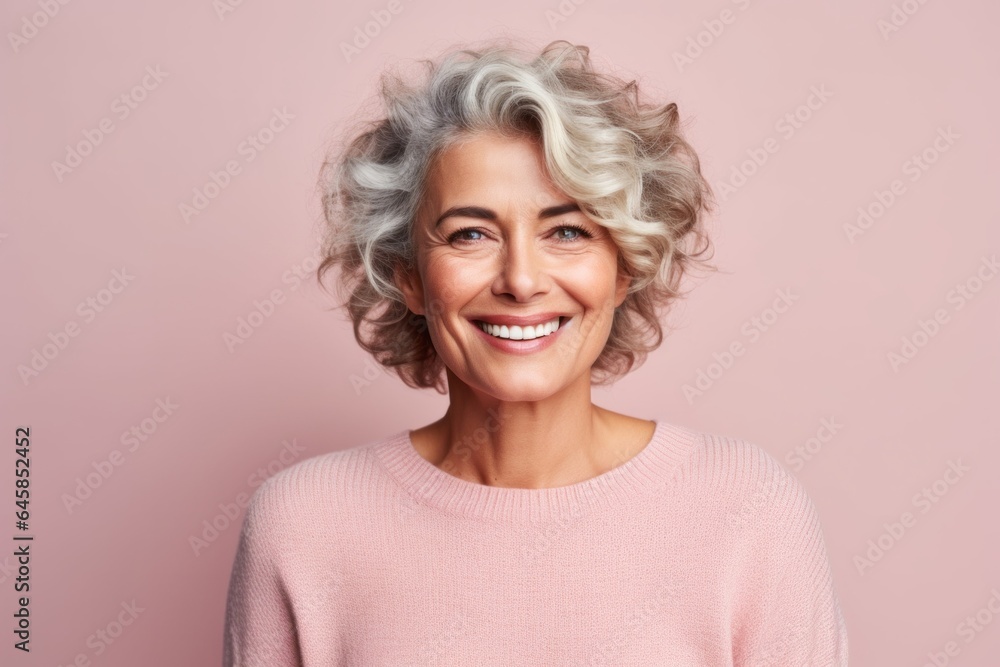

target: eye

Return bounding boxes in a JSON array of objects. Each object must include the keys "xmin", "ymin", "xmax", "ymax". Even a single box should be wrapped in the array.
[
  {"xmin": 447, "ymin": 227, "xmax": 486, "ymax": 244},
  {"xmin": 447, "ymin": 224, "xmax": 594, "ymax": 245},
  {"xmin": 552, "ymin": 224, "xmax": 593, "ymax": 242}
]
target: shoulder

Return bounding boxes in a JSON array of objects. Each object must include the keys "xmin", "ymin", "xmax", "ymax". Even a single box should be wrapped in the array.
[
  {"xmin": 671, "ymin": 426, "xmax": 822, "ymax": 532},
  {"xmin": 240, "ymin": 433, "xmax": 395, "ymax": 538}
]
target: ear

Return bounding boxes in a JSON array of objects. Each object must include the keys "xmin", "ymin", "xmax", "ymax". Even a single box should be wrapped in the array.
[
  {"xmin": 394, "ymin": 261, "xmax": 426, "ymax": 316},
  {"xmin": 613, "ymin": 263, "xmax": 631, "ymax": 309}
]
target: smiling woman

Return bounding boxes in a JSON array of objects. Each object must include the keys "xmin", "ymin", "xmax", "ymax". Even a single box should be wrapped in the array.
[
  {"xmin": 318, "ymin": 41, "xmax": 715, "ymax": 395},
  {"xmin": 395, "ymin": 130, "xmax": 634, "ymax": 405},
  {"xmin": 222, "ymin": 38, "xmax": 849, "ymax": 666}
]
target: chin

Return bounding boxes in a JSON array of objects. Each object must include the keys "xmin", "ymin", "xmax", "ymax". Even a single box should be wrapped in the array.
[
  {"xmin": 476, "ymin": 372, "xmax": 566, "ymax": 403},
  {"xmin": 487, "ymin": 388, "xmax": 555, "ymax": 403}
]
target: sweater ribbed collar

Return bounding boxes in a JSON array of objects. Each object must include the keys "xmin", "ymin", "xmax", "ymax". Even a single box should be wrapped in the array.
[{"xmin": 373, "ymin": 418, "xmax": 701, "ymax": 522}]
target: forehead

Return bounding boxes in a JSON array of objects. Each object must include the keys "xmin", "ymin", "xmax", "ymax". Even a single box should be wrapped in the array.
[{"xmin": 422, "ymin": 131, "xmax": 568, "ymax": 207}]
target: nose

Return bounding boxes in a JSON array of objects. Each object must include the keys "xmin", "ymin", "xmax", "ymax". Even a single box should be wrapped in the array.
[{"xmin": 492, "ymin": 230, "xmax": 550, "ymax": 301}]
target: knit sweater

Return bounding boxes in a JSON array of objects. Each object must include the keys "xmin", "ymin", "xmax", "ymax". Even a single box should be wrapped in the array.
[{"xmin": 222, "ymin": 419, "xmax": 849, "ymax": 666}]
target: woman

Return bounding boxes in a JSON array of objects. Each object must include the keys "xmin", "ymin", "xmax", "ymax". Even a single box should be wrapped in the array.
[{"xmin": 223, "ymin": 39, "xmax": 849, "ymax": 665}]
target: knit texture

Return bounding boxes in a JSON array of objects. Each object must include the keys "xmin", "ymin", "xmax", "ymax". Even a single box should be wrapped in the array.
[{"xmin": 222, "ymin": 419, "xmax": 849, "ymax": 666}]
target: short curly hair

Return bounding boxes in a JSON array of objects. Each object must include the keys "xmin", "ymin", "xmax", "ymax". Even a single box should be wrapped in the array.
[{"xmin": 315, "ymin": 38, "xmax": 716, "ymax": 394}]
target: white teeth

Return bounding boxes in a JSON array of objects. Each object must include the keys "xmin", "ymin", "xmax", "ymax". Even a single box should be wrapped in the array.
[{"xmin": 479, "ymin": 317, "xmax": 562, "ymax": 340}]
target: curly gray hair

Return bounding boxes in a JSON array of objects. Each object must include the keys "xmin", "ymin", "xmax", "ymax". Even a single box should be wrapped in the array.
[{"xmin": 316, "ymin": 39, "xmax": 716, "ymax": 394}]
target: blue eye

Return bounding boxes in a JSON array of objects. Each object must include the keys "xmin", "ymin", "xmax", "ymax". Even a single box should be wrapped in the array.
[
  {"xmin": 446, "ymin": 224, "xmax": 593, "ymax": 245},
  {"xmin": 447, "ymin": 227, "xmax": 485, "ymax": 243},
  {"xmin": 553, "ymin": 225, "xmax": 592, "ymax": 242}
]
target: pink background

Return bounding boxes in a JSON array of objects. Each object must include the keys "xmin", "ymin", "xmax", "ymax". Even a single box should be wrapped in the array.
[{"xmin": 2, "ymin": 0, "xmax": 998, "ymax": 665}]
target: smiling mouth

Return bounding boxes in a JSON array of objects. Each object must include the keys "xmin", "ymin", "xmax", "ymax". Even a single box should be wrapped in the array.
[{"xmin": 473, "ymin": 316, "xmax": 567, "ymax": 341}]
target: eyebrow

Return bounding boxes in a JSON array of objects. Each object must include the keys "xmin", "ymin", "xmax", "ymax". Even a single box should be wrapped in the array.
[{"xmin": 434, "ymin": 202, "xmax": 582, "ymax": 228}]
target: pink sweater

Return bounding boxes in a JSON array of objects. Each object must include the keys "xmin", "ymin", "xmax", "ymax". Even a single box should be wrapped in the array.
[{"xmin": 222, "ymin": 419, "xmax": 849, "ymax": 665}]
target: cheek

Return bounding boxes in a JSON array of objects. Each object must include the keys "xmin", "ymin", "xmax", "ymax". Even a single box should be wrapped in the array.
[
  {"xmin": 563, "ymin": 253, "xmax": 619, "ymax": 294},
  {"xmin": 421, "ymin": 257, "xmax": 483, "ymax": 315},
  {"xmin": 565, "ymin": 259, "xmax": 622, "ymax": 345}
]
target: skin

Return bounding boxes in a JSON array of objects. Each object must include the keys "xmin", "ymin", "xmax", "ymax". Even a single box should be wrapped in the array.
[{"xmin": 395, "ymin": 130, "xmax": 656, "ymax": 489}]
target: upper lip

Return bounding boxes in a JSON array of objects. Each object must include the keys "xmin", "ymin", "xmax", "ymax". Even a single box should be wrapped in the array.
[{"xmin": 469, "ymin": 312, "xmax": 568, "ymax": 327}]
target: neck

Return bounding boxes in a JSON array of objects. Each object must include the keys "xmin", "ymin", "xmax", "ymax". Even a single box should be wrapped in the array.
[{"xmin": 416, "ymin": 370, "xmax": 636, "ymax": 489}]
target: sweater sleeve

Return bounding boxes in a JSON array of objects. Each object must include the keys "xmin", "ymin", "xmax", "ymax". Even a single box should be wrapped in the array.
[
  {"xmin": 730, "ymin": 458, "xmax": 849, "ymax": 667},
  {"xmin": 222, "ymin": 479, "xmax": 303, "ymax": 667}
]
